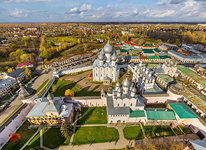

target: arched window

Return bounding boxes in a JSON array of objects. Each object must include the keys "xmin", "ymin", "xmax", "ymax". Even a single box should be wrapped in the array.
[
  {"xmin": 101, "ymin": 74, "xmax": 102, "ymax": 77},
  {"xmin": 130, "ymin": 103, "xmax": 132, "ymax": 106},
  {"xmin": 118, "ymin": 104, "xmax": 119, "ymax": 106},
  {"xmin": 124, "ymin": 104, "xmax": 126, "ymax": 106},
  {"xmin": 96, "ymin": 73, "xmax": 98, "ymax": 76}
]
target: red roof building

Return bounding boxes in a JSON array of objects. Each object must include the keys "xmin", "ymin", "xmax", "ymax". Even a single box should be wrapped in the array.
[{"xmin": 17, "ymin": 62, "xmax": 33, "ymax": 68}]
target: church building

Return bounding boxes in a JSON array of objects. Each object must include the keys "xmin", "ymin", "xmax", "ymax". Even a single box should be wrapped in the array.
[{"xmin": 93, "ymin": 41, "xmax": 120, "ymax": 82}]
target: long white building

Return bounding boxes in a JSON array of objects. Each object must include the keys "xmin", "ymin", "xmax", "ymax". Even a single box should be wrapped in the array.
[{"xmin": 93, "ymin": 41, "xmax": 120, "ymax": 82}]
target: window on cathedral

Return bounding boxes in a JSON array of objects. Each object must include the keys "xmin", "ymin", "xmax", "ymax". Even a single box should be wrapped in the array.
[
  {"xmin": 96, "ymin": 73, "xmax": 97, "ymax": 76},
  {"xmin": 131, "ymin": 103, "xmax": 132, "ymax": 106},
  {"xmin": 118, "ymin": 104, "xmax": 119, "ymax": 106},
  {"xmin": 101, "ymin": 74, "xmax": 102, "ymax": 77},
  {"xmin": 124, "ymin": 104, "xmax": 126, "ymax": 106}
]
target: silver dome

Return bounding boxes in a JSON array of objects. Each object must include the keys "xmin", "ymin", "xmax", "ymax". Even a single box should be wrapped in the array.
[
  {"xmin": 103, "ymin": 41, "xmax": 113, "ymax": 54},
  {"xmin": 131, "ymin": 87, "xmax": 136, "ymax": 93},
  {"xmin": 116, "ymin": 82, "xmax": 120, "ymax": 87},
  {"xmin": 47, "ymin": 93, "xmax": 54, "ymax": 101},
  {"xmin": 111, "ymin": 53, "xmax": 116, "ymax": 61},
  {"xmin": 98, "ymin": 53, "xmax": 104, "ymax": 60},
  {"xmin": 117, "ymin": 88, "xmax": 121, "ymax": 93},
  {"xmin": 122, "ymin": 78, "xmax": 130, "ymax": 87}
]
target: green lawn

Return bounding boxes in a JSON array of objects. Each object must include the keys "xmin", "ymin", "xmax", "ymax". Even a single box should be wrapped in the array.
[
  {"xmin": 180, "ymin": 126, "xmax": 193, "ymax": 134},
  {"xmin": 24, "ymin": 132, "xmax": 40, "ymax": 150},
  {"xmin": 77, "ymin": 107, "xmax": 107, "ymax": 125},
  {"xmin": 37, "ymin": 79, "xmax": 52, "ymax": 97},
  {"xmin": 73, "ymin": 126, "xmax": 119, "ymax": 145},
  {"xmin": 2, "ymin": 121, "xmax": 37, "ymax": 150},
  {"xmin": 173, "ymin": 127, "xmax": 184, "ymax": 135},
  {"xmin": 36, "ymin": 79, "xmax": 49, "ymax": 93},
  {"xmin": 143, "ymin": 125, "xmax": 175, "ymax": 139},
  {"xmin": 43, "ymin": 127, "xmax": 70, "ymax": 149},
  {"xmin": 50, "ymin": 80, "xmax": 100, "ymax": 97},
  {"xmin": 123, "ymin": 125, "xmax": 144, "ymax": 140}
]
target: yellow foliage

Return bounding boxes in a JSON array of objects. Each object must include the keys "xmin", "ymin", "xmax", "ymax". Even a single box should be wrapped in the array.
[
  {"xmin": 78, "ymin": 39, "xmax": 81, "ymax": 44},
  {"xmin": 8, "ymin": 68, "xmax": 14, "ymax": 73},
  {"xmin": 65, "ymin": 89, "xmax": 75, "ymax": 97},
  {"xmin": 25, "ymin": 68, "xmax": 32, "ymax": 76}
]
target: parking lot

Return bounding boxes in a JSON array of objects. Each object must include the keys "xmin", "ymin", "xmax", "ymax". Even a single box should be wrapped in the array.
[{"xmin": 54, "ymin": 55, "xmax": 97, "ymax": 71}]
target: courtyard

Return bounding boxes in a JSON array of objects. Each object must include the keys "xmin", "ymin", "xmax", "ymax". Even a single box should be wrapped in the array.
[{"xmin": 77, "ymin": 107, "xmax": 107, "ymax": 125}]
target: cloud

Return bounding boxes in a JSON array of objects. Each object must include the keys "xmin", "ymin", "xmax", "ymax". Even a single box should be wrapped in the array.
[
  {"xmin": 156, "ymin": 0, "xmax": 168, "ymax": 6},
  {"xmin": 169, "ymin": 0, "xmax": 206, "ymax": 4},
  {"xmin": 65, "ymin": 3, "xmax": 91, "ymax": 14}
]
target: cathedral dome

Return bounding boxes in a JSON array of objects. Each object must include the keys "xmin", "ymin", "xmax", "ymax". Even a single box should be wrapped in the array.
[
  {"xmin": 116, "ymin": 82, "xmax": 120, "ymax": 87},
  {"xmin": 131, "ymin": 87, "xmax": 136, "ymax": 93},
  {"xmin": 103, "ymin": 41, "xmax": 113, "ymax": 54},
  {"xmin": 122, "ymin": 78, "xmax": 130, "ymax": 87},
  {"xmin": 98, "ymin": 53, "xmax": 104, "ymax": 60},
  {"xmin": 111, "ymin": 53, "xmax": 116, "ymax": 61},
  {"xmin": 117, "ymin": 88, "xmax": 121, "ymax": 93}
]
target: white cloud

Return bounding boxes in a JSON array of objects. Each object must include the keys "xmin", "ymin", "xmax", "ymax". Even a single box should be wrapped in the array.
[
  {"xmin": 156, "ymin": 0, "xmax": 168, "ymax": 6},
  {"xmin": 65, "ymin": 3, "xmax": 91, "ymax": 14},
  {"xmin": 80, "ymin": 3, "xmax": 91, "ymax": 12},
  {"xmin": 10, "ymin": 8, "xmax": 28, "ymax": 17}
]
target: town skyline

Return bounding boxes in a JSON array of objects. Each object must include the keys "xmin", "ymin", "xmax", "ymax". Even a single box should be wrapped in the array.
[{"xmin": 1, "ymin": 0, "xmax": 206, "ymax": 22}]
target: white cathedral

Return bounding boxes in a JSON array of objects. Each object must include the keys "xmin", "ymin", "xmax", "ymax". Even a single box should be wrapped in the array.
[{"xmin": 93, "ymin": 41, "xmax": 120, "ymax": 82}]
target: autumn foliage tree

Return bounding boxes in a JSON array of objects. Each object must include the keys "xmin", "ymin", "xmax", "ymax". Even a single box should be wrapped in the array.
[
  {"xmin": 10, "ymin": 133, "xmax": 21, "ymax": 143},
  {"xmin": 65, "ymin": 89, "xmax": 74, "ymax": 97},
  {"xmin": 60, "ymin": 122, "xmax": 73, "ymax": 139},
  {"xmin": 7, "ymin": 67, "xmax": 14, "ymax": 73},
  {"xmin": 25, "ymin": 68, "xmax": 32, "ymax": 77}
]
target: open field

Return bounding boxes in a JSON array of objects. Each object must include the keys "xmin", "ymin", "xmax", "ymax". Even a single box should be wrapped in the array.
[
  {"xmin": 123, "ymin": 124, "xmax": 144, "ymax": 140},
  {"xmin": 73, "ymin": 126, "xmax": 119, "ymax": 145},
  {"xmin": 77, "ymin": 107, "xmax": 107, "ymax": 125},
  {"xmin": 143, "ymin": 125, "xmax": 175, "ymax": 139},
  {"xmin": 43, "ymin": 127, "xmax": 69, "ymax": 149},
  {"xmin": 50, "ymin": 80, "xmax": 100, "ymax": 97}
]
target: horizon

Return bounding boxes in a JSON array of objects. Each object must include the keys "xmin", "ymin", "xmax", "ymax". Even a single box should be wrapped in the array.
[{"xmin": 0, "ymin": 0, "xmax": 206, "ymax": 22}]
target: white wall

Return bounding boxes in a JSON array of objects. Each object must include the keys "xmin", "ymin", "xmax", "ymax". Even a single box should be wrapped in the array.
[
  {"xmin": 0, "ymin": 104, "xmax": 33, "ymax": 149},
  {"xmin": 60, "ymin": 65, "xmax": 92, "ymax": 76},
  {"xmin": 70, "ymin": 97, "xmax": 107, "ymax": 107}
]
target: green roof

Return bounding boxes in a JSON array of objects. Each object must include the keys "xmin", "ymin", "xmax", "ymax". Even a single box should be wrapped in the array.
[
  {"xmin": 120, "ymin": 49, "xmax": 129, "ymax": 52},
  {"xmin": 142, "ymin": 49, "xmax": 155, "ymax": 54},
  {"xmin": 177, "ymin": 65, "xmax": 206, "ymax": 88},
  {"xmin": 129, "ymin": 110, "xmax": 146, "ymax": 117},
  {"xmin": 158, "ymin": 55, "xmax": 171, "ymax": 59},
  {"xmin": 169, "ymin": 102, "xmax": 199, "ymax": 119},
  {"xmin": 154, "ymin": 48, "xmax": 161, "ymax": 53},
  {"xmin": 147, "ymin": 56, "xmax": 159, "ymax": 59},
  {"xmin": 145, "ymin": 108, "xmax": 176, "ymax": 120},
  {"xmin": 156, "ymin": 74, "xmax": 174, "ymax": 84},
  {"xmin": 144, "ymin": 44, "xmax": 154, "ymax": 46}
]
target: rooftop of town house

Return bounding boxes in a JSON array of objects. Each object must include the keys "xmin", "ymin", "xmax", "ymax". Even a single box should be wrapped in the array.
[
  {"xmin": 184, "ymin": 88, "xmax": 206, "ymax": 114},
  {"xmin": 177, "ymin": 65, "xmax": 206, "ymax": 88},
  {"xmin": 156, "ymin": 74, "xmax": 174, "ymax": 84},
  {"xmin": 129, "ymin": 110, "xmax": 145, "ymax": 118},
  {"xmin": 142, "ymin": 49, "xmax": 155, "ymax": 53},
  {"xmin": 145, "ymin": 108, "xmax": 176, "ymax": 120},
  {"xmin": 169, "ymin": 102, "xmax": 199, "ymax": 119}
]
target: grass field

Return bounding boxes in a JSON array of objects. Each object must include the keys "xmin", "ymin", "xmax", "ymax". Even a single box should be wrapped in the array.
[
  {"xmin": 36, "ymin": 79, "xmax": 49, "ymax": 93},
  {"xmin": 173, "ymin": 127, "xmax": 184, "ymax": 135},
  {"xmin": 50, "ymin": 80, "xmax": 100, "ymax": 97},
  {"xmin": 73, "ymin": 126, "xmax": 119, "ymax": 145},
  {"xmin": 143, "ymin": 125, "xmax": 175, "ymax": 139},
  {"xmin": 2, "ymin": 121, "xmax": 37, "ymax": 150},
  {"xmin": 180, "ymin": 126, "xmax": 193, "ymax": 134},
  {"xmin": 24, "ymin": 132, "xmax": 40, "ymax": 150},
  {"xmin": 77, "ymin": 107, "xmax": 107, "ymax": 125},
  {"xmin": 123, "ymin": 125, "xmax": 144, "ymax": 140},
  {"xmin": 43, "ymin": 127, "xmax": 67, "ymax": 149},
  {"xmin": 46, "ymin": 36, "xmax": 78, "ymax": 44}
]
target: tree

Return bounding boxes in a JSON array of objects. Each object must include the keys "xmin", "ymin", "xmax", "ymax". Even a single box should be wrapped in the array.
[
  {"xmin": 78, "ymin": 39, "xmax": 81, "ymax": 44},
  {"xmin": 60, "ymin": 122, "xmax": 73, "ymax": 139},
  {"xmin": 174, "ymin": 39, "xmax": 180, "ymax": 46},
  {"xmin": 52, "ymin": 85, "xmax": 57, "ymax": 92},
  {"xmin": 40, "ymin": 50, "xmax": 51, "ymax": 59},
  {"xmin": 26, "ymin": 75, "xmax": 30, "ymax": 81},
  {"xmin": 81, "ymin": 38, "xmax": 84, "ymax": 43},
  {"xmin": 65, "ymin": 89, "xmax": 74, "ymax": 97},
  {"xmin": 167, "ymin": 39, "xmax": 170, "ymax": 43},
  {"xmin": 25, "ymin": 41, "xmax": 29, "ymax": 48},
  {"xmin": 7, "ymin": 67, "xmax": 14, "ymax": 73},
  {"xmin": 83, "ymin": 43, "xmax": 88, "ymax": 51},
  {"xmin": 25, "ymin": 68, "xmax": 32, "ymax": 77},
  {"xmin": 13, "ymin": 84, "xmax": 18, "ymax": 89},
  {"xmin": 10, "ymin": 133, "xmax": 21, "ymax": 143}
]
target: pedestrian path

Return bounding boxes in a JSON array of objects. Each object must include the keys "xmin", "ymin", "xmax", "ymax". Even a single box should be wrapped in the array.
[
  {"xmin": 139, "ymin": 123, "xmax": 147, "ymax": 139},
  {"xmin": 75, "ymin": 124, "xmax": 107, "ymax": 127},
  {"xmin": 69, "ymin": 111, "xmax": 79, "ymax": 146}
]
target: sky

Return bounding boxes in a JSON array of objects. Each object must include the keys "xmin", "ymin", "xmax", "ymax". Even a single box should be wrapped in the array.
[{"xmin": 0, "ymin": 0, "xmax": 206, "ymax": 22}]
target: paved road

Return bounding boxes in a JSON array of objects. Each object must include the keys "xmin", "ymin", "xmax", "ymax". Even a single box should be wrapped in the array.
[{"xmin": 0, "ymin": 98, "xmax": 23, "ymax": 125}]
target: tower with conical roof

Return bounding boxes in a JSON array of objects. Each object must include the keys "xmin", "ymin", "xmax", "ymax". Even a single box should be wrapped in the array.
[{"xmin": 17, "ymin": 79, "xmax": 37, "ymax": 104}]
